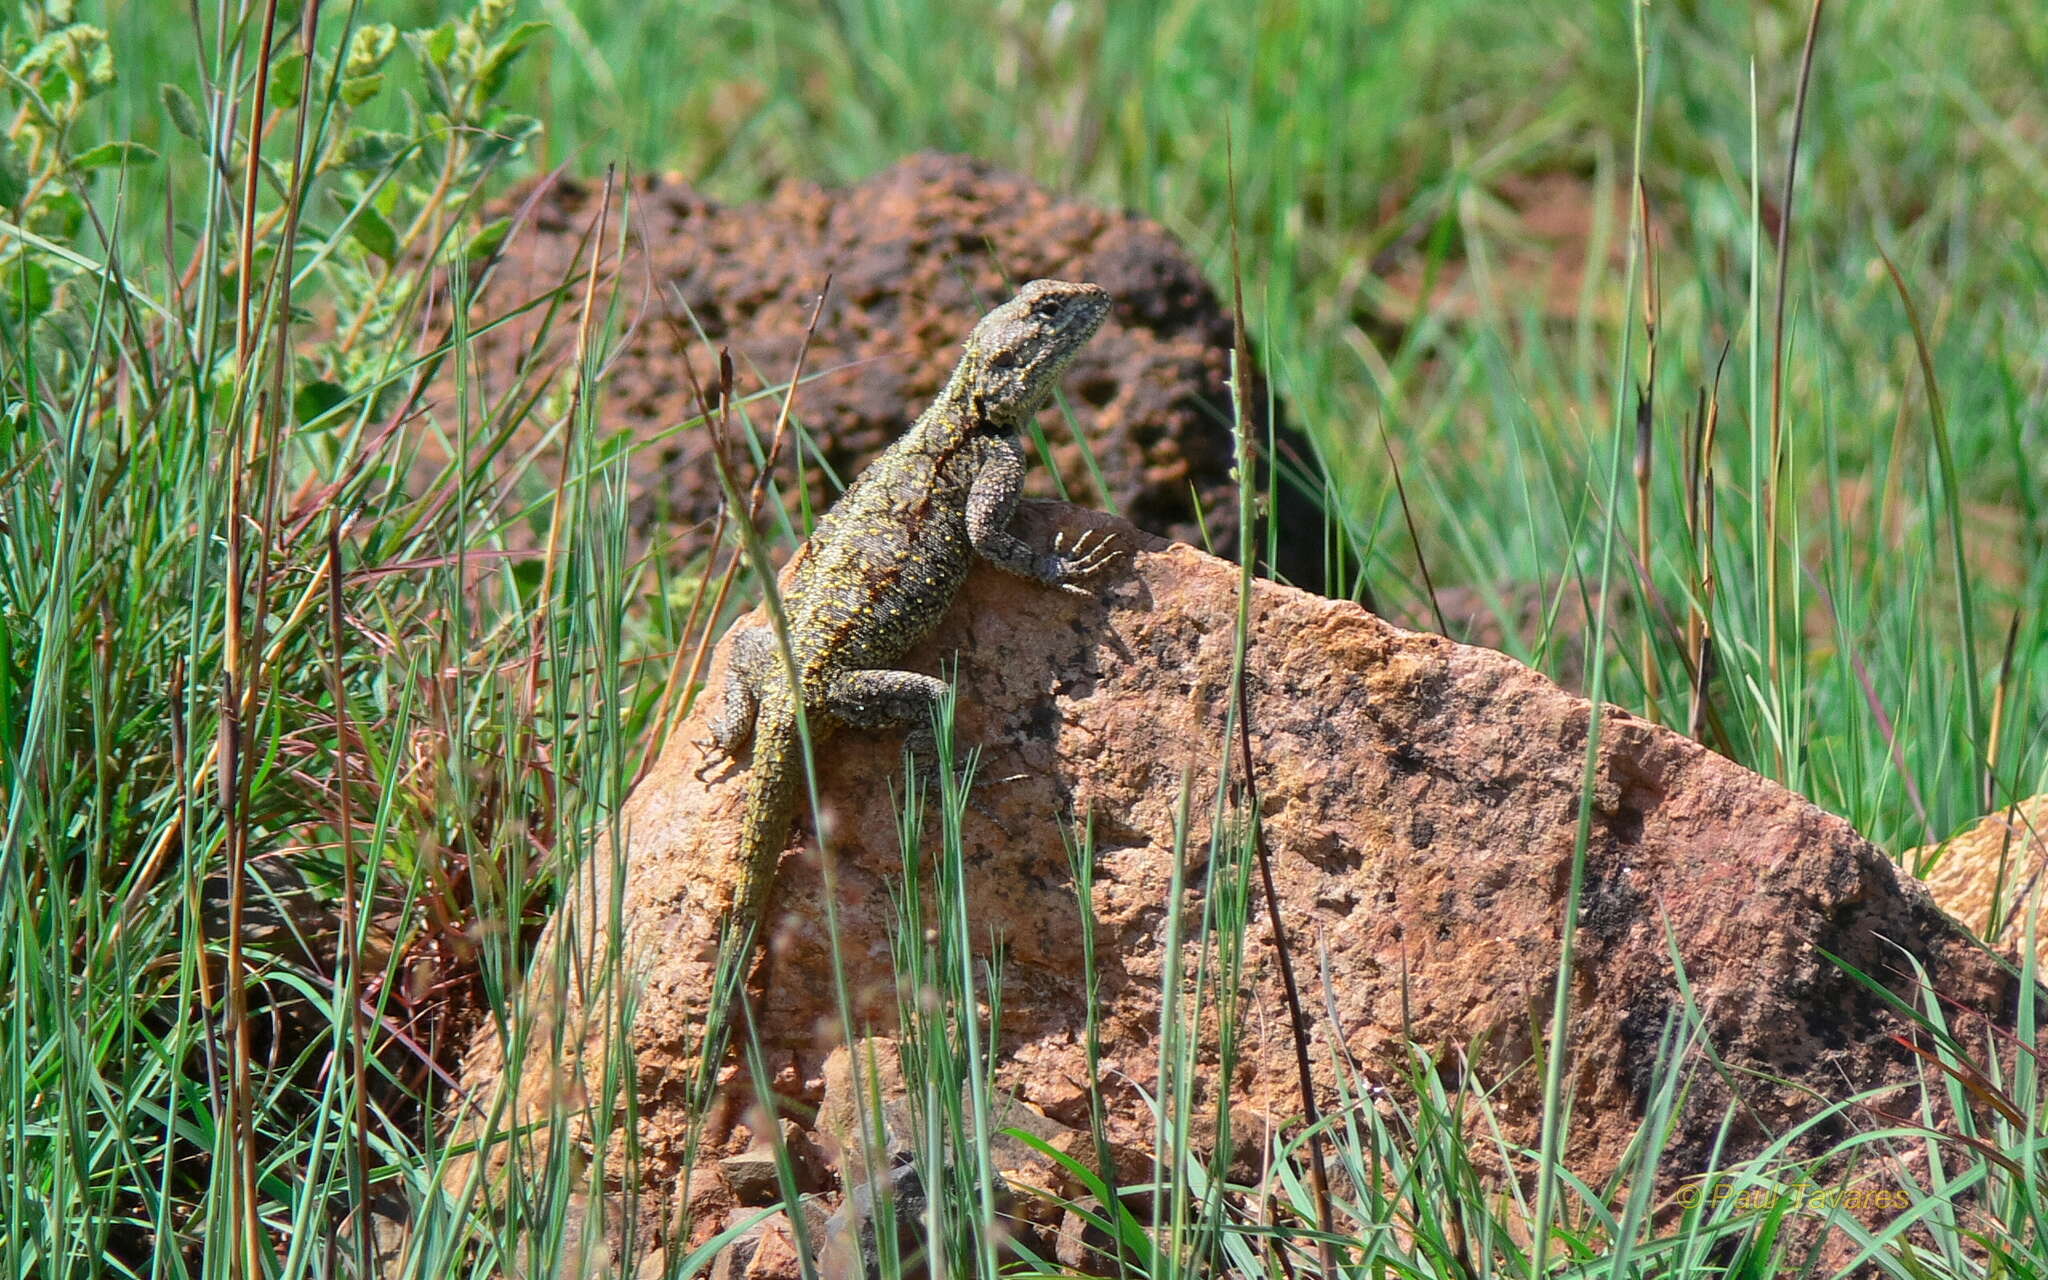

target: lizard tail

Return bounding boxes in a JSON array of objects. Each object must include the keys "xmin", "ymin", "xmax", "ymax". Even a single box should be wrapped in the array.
[{"xmin": 731, "ymin": 711, "xmax": 805, "ymax": 937}]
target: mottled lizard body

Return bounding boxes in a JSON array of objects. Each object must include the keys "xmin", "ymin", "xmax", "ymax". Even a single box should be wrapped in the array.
[{"xmin": 704, "ymin": 279, "xmax": 1116, "ymax": 954}]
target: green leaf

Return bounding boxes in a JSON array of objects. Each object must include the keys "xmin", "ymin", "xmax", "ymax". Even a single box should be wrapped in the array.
[
  {"xmin": 406, "ymin": 23, "xmax": 459, "ymax": 115},
  {"xmin": 344, "ymin": 203, "xmax": 398, "ymax": 262},
  {"xmin": 476, "ymin": 20, "xmax": 548, "ymax": 101},
  {"xmin": 511, "ymin": 557, "xmax": 544, "ymax": 599},
  {"xmin": 84, "ymin": 38, "xmax": 115, "ymax": 94},
  {"xmin": 336, "ymin": 131, "xmax": 408, "ymax": 173},
  {"xmin": 421, "ymin": 21, "xmax": 458, "ymax": 65},
  {"xmin": 340, "ymin": 72, "xmax": 384, "ymax": 106},
  {"xmin": 267, "ymin": 50, "xmax": 305, "ymax": 110},
  {"xmin": 416, "ymin": 58, "xmax": 454, "ymax": 115},
  {"xmin": 159, "ymin": 83, "xmax": 204, "ymax": 141},
  {"xmin": 4, "ymin": 260, "xmax": 54, "ymax": 323},
  {"xmin": 344, "ymin": 23, "xmax": 399, "ymax": 77},
  {"xmin": 491, "ymin": 19, "xmax": 549, "ymax": 59},
  {"xmin": 26, "ymin": 189, "xmax": 84, "ymax": 240},
  {"xmin": 0, "ymin": 138, "xmax": 26, "ymax": 208},
  {"xmin": 460, "ymin": 216, "xmax": 512, "ymax": 262},
  {"xmin": 468, "ymin": 113, "xmax": 540, "ymax": 173},
  {"xmin": 72, "ymin": 140, "xmax": 158, "ymax": 170},
  {"xmin": 17, "ymin": 31, "xmax": 71, "ymax": 77},
  {"xmin": 423, "ymin": 21, "xmax": 458, "ymax": 66},
  {"xmin": 293, "ymin": 380, "xmax": 348, "ymax": 427}
]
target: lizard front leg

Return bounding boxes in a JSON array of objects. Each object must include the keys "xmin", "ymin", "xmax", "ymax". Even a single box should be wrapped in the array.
[
  {"xmin": 699, "ymin": 623, "xmax": 777, "ymax": 771},
  {"xmin": 964, "ymin": 439, "xmax": 1119, "ymax": 594}
]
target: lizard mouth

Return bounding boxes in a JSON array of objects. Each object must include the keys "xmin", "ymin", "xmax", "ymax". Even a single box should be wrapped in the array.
[
  {"xmin": 1065, "ymin": 296, "xmax": 1111, "ymax": 342},
  {"xmin": 1032, "ymin": 282, "xmax": 1111, "ymax": 338},
  {"xmin": 1016, "ymin": 282, "xmax": 1111, "ymax": 365}
]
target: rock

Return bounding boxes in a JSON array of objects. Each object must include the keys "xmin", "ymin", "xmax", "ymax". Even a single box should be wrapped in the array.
[
  {"xmin": 524, "ymin": 1192, "xmax": 613, "ymax": 1280},
  {"xmin": 632, "ymin": 1250, "xmax": 667, "ymax": 1280},
  {"xmin": 814, "ymin": 1159, "xmax": 1051, "ymax": 1280},
  {"xmin": 1054, "ymin": 1201, "xmax": 1124, "ymax": 1277},
  {"xmin": 1405, "ymin": 581, "xmax": 1619, "ymax": 693},
  {"xmin": 1911, "ymin": 793, "xmax": 2048, "ymax": 965},
  {"xmin": 455, "ymin": 501, "xmax": 2028, "ymax": 1256},
  {"xmin": 814, "ymin": 1038, "xmax": 1132, "ymax": 1228},
  {"xmin": 708, "ymin": 1211, "xmax": 805, "ymax": 1280},
  {"xmin": 339, "ymin": 1194, "xmax": 410, "ymax": 1278},
  {"xmin": 740, "ymin": 1216, "xmax": 804, "ymax": 1280},
  {"xmin": 718, "ymin": 1148, "xmax": 786, "ymax": 1207},
  {"xmin": 817, "ymin": 1162, "xmax": 928, "ymax": 1280},
  {"xmin": 811, "ymin": 1041, "xmax": 912, "ymax": 1191},
  {"xmin": 426, "ymin": 153, "xmax": 1319, "ymax": 584},
  {"xmin": 718, "ymin": 1120, "xmax": 828, "ymax": 1204}
]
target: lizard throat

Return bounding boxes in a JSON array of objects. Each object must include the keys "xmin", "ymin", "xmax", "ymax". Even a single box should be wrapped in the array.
[{"xmin": 967, "ymin": 389, "xmax": 1038, "ymax": 435}]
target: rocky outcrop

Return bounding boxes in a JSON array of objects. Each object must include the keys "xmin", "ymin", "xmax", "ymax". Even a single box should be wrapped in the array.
[
  {"xmin": 457, "ymin": 503, "xmax": 2024, "ymax": 1260},
  {"xmin": 431, "ymin": 154, "xmax": 1319, "ymax": 584}
]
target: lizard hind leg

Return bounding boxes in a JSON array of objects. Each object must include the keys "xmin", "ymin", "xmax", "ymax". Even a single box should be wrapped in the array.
[
  {"xmin": 821, "ymin": 668, "xmax": 951, "ymax": 773},
  {"xmin": 826, "ymin": 668, "xmax": 1022, "ymax": 839}
]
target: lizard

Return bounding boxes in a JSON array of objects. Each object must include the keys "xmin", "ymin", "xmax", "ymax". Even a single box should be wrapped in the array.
[{"xmin": 700, "ymin": 277, "xmax": 1119, "ymax": 969}]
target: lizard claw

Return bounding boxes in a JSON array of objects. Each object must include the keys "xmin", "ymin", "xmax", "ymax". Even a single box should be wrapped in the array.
[
  {"xmin": 693, "ymin": 732, "xmax": 741, "ymax": 779},
  {"xmin": 903, "ymin": 758, "xmax": 1020, "ymax": 839},
  {"xmin": 1048, "ymin": 528, "xmax": 1124, "ymax": 596},
  {"xmin": 968, "ymin": 791, "xmax": 1017, "ymax": 839}
]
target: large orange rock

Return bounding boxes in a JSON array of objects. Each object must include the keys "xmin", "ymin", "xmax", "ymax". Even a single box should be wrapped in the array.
[{"xmin": 458, "ymin": 503, "xmax": 2023, "ymax": 1253}]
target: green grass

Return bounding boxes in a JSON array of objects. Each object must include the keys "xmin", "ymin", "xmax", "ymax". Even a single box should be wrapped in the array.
[{"xmin": 3, "ymin": 0, "xmax": 2045, "ymax": 1276}]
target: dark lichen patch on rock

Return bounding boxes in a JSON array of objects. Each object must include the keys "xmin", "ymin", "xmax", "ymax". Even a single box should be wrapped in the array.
[{"xmin": 426, "ymin": 153, "xmax": 1321, "ymax": 585}]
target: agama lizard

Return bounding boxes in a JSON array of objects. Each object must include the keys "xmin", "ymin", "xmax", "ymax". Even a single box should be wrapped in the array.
[{"xmin": 702, "ymin": 278, "xmax": 1118, "ymax": 962}]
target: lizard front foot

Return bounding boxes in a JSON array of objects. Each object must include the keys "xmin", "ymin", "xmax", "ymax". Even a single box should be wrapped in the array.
[
  {"xmin": 1043, "ymin": 527, "xmax": 1125, "ymax": 597},
  {"xmin": 693, "ymin": 725, "xmax": 747, "ymax": 780}
]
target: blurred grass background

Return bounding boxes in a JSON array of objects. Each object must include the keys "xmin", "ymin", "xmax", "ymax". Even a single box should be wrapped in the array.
[
  {"xmin": 76, "ymin": 0, "xmax": 2048, "ymax": 847},
  {"xmin": 7, "ymin": 0, "xmax": 2047, "ymax": 1275}
]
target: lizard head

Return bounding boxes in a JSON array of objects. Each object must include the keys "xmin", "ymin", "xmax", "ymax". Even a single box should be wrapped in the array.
[{"xmin": 954, "ymin": 279, "xmax": 1112, "ymax": 424}]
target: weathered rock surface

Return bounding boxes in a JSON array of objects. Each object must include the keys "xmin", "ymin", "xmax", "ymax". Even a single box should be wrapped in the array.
[
  {"xmin": 458, "ymin": 502, "xmax": 2024, "ymax": 1254},
  {"xmin": 1913, "ymin": 793, "xmax": 2048, "ymax": 966},
  {"xmin": 708, "ymin": 1210, "xmax": 806, "ymax": 1280},
  {"xmin": 433, "ymin": 153, "xmax": 1319, "ymax": 583}
]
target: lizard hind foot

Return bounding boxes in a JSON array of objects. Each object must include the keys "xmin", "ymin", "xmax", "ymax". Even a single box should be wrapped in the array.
[
  {"xmin": 900, "ymin": 743, "xmax": 1028, "ymax": 840},
  {"xmin": 915, "ymin": 767, "xmax": 1022, "ymax": 841},
  {"xmin": 966, "ymin": 790, "xmax": 1019, "ymax": 840}
]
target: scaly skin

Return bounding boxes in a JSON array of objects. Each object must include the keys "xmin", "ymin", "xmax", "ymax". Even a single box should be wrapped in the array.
[{"xmin": 703, "ymin": 279, "xmax": 1118, "ymax": 953}]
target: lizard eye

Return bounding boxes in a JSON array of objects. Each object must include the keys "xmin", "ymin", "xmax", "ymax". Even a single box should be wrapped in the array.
[
  {"xmin": 1030, "ymin": 297, "xmax": 1064, "ymax": 319},
  {"xmin": 990, "ymin": 348, "xmax": 1021, "ymax": 369}
]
